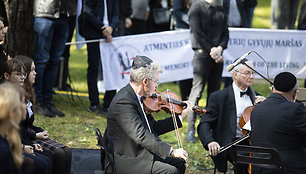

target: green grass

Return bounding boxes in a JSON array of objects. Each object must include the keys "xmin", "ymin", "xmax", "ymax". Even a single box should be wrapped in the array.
[
  {"xmin": 33, "ymin": 1, "xmax": 304, "ymax": 173},
  {"xmin": 252, "ymin": 0, "xmax": 271, "ymax": 28}
]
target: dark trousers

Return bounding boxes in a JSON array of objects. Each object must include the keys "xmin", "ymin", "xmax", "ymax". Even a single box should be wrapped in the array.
[
  {"xmin": 51, "ymin": 147, "xmax": 72, "ymax": 174},
  {"xmin": 152, "ymin": 155, "xmax": 186, "ymax": 174},
  {"xmin": 33, "ymin": 17, "xmax": 69, "ymax": 104},
  {"xmin": 24, "ymin": 152, "xmax": 52, "ymax": 174},
  {"xmin": 187, "ymin": 50, "xmax": 223, "ymax": 132},
  {"xmin": 117, "ymin": 19, "xmax": 126, "ymax": 36},
  {"xmin": 178, "ymin": 78, "xmax": 193, "ymax": 101},
  {"xmin": 86, "ymin": 41, "xmax": 116, "ymax": 109},
  {"xmin": 55, "ymin": 16, "xmax": 76, "ymax": 90}
]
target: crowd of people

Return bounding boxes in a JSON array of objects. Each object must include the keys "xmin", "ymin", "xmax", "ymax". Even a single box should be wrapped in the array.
[{"xmin": 0, "ymin": 0, "xmax": 306, "ymax": 174}]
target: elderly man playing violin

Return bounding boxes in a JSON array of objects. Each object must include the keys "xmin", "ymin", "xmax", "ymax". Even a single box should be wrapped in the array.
[
  {"xmin": 105, "ymin": 55, "xmax": 193, "ymax": 174},
  {"xmin": 197, "ymin": 60, "xmax": 265, "ymax": 174}
]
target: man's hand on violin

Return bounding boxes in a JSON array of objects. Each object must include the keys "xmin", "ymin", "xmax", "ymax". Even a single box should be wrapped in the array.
[
  {"xmin": 255, "ymin": 95, "xmax": 266, "ymax": 104},
  {"xmin": 171, "ymin": 148, "xmax": 188, "ymax": 163},
  {"xmin": 181, "ymin": 101, "xmax": 193, "ymax": 119},
  {"xmin": 207, "ymin": 141, "xmax": 220, "ymax": 156}
]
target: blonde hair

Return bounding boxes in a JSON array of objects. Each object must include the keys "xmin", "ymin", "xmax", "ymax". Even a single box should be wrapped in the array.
[{"xmin": 0, "ymin": 82, "xmax": 24, "ymax": 168}]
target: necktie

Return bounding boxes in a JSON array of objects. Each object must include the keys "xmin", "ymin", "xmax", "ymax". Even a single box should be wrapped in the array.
[{"xmin": 240, "ymin": 89, "xmax": 249, "ymax": 97}]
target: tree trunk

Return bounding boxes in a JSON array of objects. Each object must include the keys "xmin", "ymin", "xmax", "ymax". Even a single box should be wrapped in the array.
[{"xmin": 4, "ymin": 0, "xmax": 34, "ymax": 58}]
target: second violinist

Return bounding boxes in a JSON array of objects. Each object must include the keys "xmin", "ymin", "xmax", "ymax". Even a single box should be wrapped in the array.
[
  {"xmin": 105, "ymin": 55, "xmax": 193, "ymax": 174},
  {"xmin": 197, "ymin": 60, "xmax": 265, "ymax": 174}
]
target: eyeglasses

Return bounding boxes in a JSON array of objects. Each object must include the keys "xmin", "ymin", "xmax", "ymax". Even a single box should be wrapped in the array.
[
  {"xmin": 11, "ymin": 72, "xmax": 27, "ymax": 79},
  {"xmin": 150, "ymin": 79, "xmax": 160, "ymax": 86},
  {"xmin": 236, "ymin": 71, "xmax": 255, "ymax": 77}
]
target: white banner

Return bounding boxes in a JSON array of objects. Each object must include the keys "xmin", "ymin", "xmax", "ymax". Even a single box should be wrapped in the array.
[
  {"xmin": 100, "ymin": 28, "xmax": 306, "ymax": 90},
  {"xmin": 100, "ymin": 30, "xmax": 194, "ymax": 90}
]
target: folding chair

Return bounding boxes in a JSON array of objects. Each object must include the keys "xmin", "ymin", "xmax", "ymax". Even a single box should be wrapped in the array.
[
  {"xmin": 232, "ymin": 144, "xmax": 283, "ymax": 173},
  {"xmin": 93, "ymin": 128, "xmax": 116, "ymax": 174}
]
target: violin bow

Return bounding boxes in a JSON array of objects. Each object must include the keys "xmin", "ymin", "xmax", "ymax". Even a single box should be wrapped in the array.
[{"xmin": 166, "ymin": 89, "xmax": 184, "ymax": 149}]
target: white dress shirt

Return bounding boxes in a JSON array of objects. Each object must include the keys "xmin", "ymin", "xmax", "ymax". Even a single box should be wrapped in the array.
[{"xmin": 232, "ymin": 82, "xmax": 253, "ymax": 137}]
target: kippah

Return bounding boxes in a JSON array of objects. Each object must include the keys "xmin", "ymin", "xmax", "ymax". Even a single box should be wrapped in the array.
[
  {"xmin": 132, "ymin": 55, "xmax": 153, "ymax": 69},
  {"xmin": 274, "ymin": 72, "xmax": 297, "ymax": 92}
]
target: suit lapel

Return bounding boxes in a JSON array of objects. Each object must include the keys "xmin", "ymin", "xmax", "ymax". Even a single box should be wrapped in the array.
[
  {"xmin": 126, "ymin": 84, "xmax": 152, "ymax": 131},
  {"xmin": 227, "ymin": 86, "xmax": 237, "ymax": 116},
  {"xmin": 249, "ymin": 87, "xmax": 256, "ymax": 104},
  {"xmin": 227, "ymin": 86, "xmax": 238, "ymax": 136}
]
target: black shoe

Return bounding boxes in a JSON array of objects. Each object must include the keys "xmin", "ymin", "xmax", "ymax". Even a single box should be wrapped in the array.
[
  {"xmin": 36, "ymin": 103, "xmax": 56, "ymax": 117},
  {"xmin": 45, "ymin": 103, "xmax": 65, "ymax": 117},
  {"xmin": 185, "ymin": 130, "xmax": 196, "ymax": 143},
  {"xmin": 88, "ymin": 105, "xmax": 106, "ymax": 116}
]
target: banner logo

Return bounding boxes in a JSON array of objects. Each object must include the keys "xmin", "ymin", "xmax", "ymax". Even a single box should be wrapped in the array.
[{"xmin": 111, "ymin": 44, "xmax": 141, "ymax": 79}]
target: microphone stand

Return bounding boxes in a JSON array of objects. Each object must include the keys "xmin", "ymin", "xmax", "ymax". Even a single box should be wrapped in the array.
[{"xmin": 240, "ymin": 59, "xmax": 274, "ymax": 85}]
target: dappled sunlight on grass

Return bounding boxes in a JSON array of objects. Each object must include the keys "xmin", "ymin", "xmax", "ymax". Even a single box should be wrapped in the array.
[
  {"xmin": 254, "ymin": 7, "xmax": 270, "ymax": 17},
  {"xmin": 252, "ymin": 1, "xmax": 271, "ymax": 29}
]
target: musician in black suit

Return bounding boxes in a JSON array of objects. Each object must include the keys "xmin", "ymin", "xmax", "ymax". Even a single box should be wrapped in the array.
[
  {"xmin": 197, "ymin": 60, "xmax": 265, "ymax": 174},
  {"xmin": 105, "ymin": 55, "xmax": 193, "ymax": 174},
  {"xmin": 251, "ymin": 72, "xmax": 306, "ymax": 174}
]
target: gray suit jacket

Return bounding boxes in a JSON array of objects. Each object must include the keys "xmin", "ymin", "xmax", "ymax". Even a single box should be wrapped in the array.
[{"xmin": 106, "ymin": 84, "xmax": 182, "ymax": 174}]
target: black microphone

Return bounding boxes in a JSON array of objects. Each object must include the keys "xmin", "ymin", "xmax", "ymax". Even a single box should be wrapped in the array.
[{"xmin": 226, "ymin": 51, "xmax": 252, "ymax": 72}]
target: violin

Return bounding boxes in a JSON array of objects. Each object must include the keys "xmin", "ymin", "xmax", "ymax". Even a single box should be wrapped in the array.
[
  {"xmin": 143, "ymin": 90, "xmax": 185, "ymax": 115},
  {"xmin": 142, "ymin": 90, "xmax": 208, "ymax": 160},
  {"xmin": 217, "ymin": 105, "xmax": 255, "ymax": 155},
  {"xmin": 239, "ymin": 105, "xmax": 255, "ymax": 135},
  {"xmin": 142, "ymin": 90, "xmax": 187, "ymax": 159},
  {"xmin": 143, "ymin": 90, "xmax": 208, "ymax": 115}
]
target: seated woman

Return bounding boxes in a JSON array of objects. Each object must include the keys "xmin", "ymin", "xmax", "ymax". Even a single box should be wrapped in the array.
[
  {"xmin": 15, "ymin": 55, "xmax": 72, "ymax": 174},
  {"xmin": 1, "ymin": 58, "xmax": 52, "ymax": 174},
  {"xmin": 0, "ymin": 82, "xmax": 25, "ymax": 174}
]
